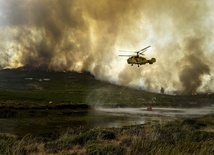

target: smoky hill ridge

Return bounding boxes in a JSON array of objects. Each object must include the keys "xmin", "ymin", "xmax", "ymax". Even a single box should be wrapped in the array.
[{"xmin": 0, "ymin": 67, "xmax": 213, "ymax": 108}]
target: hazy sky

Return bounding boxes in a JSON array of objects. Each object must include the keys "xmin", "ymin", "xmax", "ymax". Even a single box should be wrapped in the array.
[{"xmin": 0, "ymin": 0, "xmax": 214, "ymax": 94}]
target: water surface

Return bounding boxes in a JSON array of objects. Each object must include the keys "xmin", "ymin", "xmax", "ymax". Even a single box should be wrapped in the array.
[{"xmin": 0, "ymin": 107, "xmax": 213, "ymax": 136}]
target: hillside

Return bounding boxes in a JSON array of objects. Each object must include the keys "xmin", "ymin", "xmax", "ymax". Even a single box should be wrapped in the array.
[{"xmin": 0, "ymin": 68, "xmax": 213, "ymax": 108}]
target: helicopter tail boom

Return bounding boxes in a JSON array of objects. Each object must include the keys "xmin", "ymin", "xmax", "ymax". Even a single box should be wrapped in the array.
[{"xmin": 148, "ymin": 58, "xmax": 156, "ymax": 64}]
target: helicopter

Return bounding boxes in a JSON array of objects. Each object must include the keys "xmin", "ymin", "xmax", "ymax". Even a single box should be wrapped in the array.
[{"xmin": 119, "ymin": 45, "xmax": 156, "ymax": 67}]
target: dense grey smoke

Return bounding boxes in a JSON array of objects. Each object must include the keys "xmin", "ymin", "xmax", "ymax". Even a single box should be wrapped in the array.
[
  {"xmin": 179, "ymin": 38, "xmax": 210, "ymax": 94},
  {"xmin": 0, "ymin": 0, "xmax": 214, "ymax": 94}
]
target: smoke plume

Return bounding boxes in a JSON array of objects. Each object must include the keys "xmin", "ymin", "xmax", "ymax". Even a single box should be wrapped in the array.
[{"xmin": 0, "ymin": 0, "xmax": 214, "ymax": 94}]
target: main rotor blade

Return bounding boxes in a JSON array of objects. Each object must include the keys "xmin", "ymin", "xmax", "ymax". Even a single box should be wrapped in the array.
[
  {"xmin": 119, "ymin": 50, "xmax": 134, "ymax": 52},
  {"xmin": 138, "ymin": 45, "xmax": 151, "ymax": 52},
  {"xmin": 119, "ymin": 45, "xmax": 151, "ymax": 53},
  {"xmin": 118, "ymin": 55, "xmax": 132, "ymax": 56}
]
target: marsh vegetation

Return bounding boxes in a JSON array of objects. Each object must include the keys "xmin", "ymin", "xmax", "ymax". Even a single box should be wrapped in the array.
[{"xmin": 0, "ymin": 114, "xmax": 213, "ymax": 155}]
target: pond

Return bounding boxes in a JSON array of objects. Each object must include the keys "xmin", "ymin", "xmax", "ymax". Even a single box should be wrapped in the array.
[
  {"xmin": 0, "ymin": 109, "xmax": 144, "ymax": 136},
  {"xmin": 0, "ymin": 107, "xmax": 213, "ymax": 137}
]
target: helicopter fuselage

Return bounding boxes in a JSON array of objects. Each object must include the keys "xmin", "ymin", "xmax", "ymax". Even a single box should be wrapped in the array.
[{"xmin": 127, "ymin": 56, "xmax": 156, "ymax": 66}]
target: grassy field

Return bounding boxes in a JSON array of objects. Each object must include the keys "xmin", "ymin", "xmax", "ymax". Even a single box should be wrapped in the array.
[{"xmin": 0, "ymin": 114, "xmax": 213, "ymax": 155}]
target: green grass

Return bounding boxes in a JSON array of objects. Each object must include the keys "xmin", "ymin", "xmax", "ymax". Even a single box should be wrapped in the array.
[
  {"xmin": 0, "ymin": 68, "xmax": 213, "ymax": 108},
  {"xmin": 0, "ymin": 114, "xmax": 213, "ymax": 155}
]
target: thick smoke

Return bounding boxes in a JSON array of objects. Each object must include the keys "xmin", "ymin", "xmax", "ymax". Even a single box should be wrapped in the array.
[{"xmin": 0, "ymin": 0, "xmax": 214, "ymax": 94}]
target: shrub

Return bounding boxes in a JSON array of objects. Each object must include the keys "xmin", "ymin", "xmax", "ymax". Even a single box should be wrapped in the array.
[
  {"xmin": 86, "ymin": 142, "xmax": 125, "ymax": 155},
  {"xmin": 45, "ymin": 129, "xmax": 100, "ymax": 153},
  {"xmin": 98, "ymin": 130, "xmax": 116, "ymax": 140},
  {"xmin": 45, "ymin": 135, "xmax": 74, "ymax": 153},
  {"xmin": 182, "ymin": 119, "xmax": 207, "ymax": 129},
  {"xmin": 120, "ymin": 137, "xmax": 132, "ymax": 147}
]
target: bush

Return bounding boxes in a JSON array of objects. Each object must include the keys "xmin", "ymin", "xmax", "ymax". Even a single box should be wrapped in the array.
[
  {"xmin": 86, "ymin": 142, "xmax": 125, "ymax": 155},
  {"xmin": 182, "ymin": 119, "xmax": 207, "ymax": 129},
  {"xmin": 120, "ymin": 137, "xmax": 132, "ymax": 147},
  {"xmin": 0, "ymin": 109, "xmax": 17, "ymax": 118},
  {"xmin": 98, "ymin": 130, "xmax": 116, "ymax": 140},
  {"xmin": 188, "ymin": 131, "xmax": 214, "ymax": 142},
  {"xmin": 45, "ymin": 129, "xmax": 100, "ymax": 153}
]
